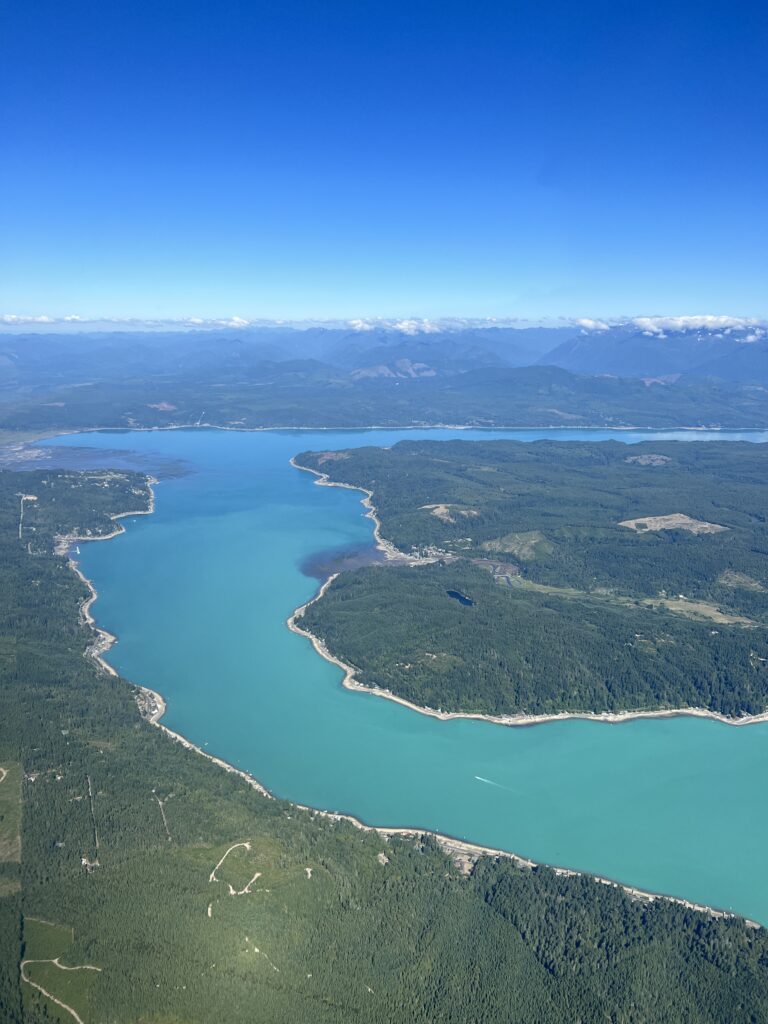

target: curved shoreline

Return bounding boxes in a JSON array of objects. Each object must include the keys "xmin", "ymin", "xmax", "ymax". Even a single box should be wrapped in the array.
[
  {"xmin": 58, "ymin": 479, "xmax": 158, "ymax": 675},
  {"xmin": 288, "ymin": 458, "xmax": 768, "ymax": 730},
  {"xmin": 61, "ymin": 461, "xmax": 764, "ymax": 930},
  {"xmin": 29, "ymin": 422, "xmax": 768, "ymax": 440}
]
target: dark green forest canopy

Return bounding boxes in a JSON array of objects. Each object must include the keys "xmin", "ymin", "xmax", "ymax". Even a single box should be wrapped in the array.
[
  {"xmin": 2, "ymin": 466, "xmax": 768, "ymax": 1020},
  {"xmin": 2, "ymin": 365, "xmax": 768, "ymax": 433},
  {"xmin": 296, "ymin": 441, "xmax": 768, "ymax": 716}
]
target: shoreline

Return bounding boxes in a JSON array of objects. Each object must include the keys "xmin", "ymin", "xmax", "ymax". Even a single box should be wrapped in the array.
[
  {"xmin": 59, "ymin": 459, "xmax": 765, "ymax": 930},
  {"xmin": 59, "ymin": 478, "xmax": 158, "ymax": 673},
  {"xmin": 289, "ymin": 455, "xmax": 420, "ymax": 563},
  {"xmin": 287, "ymin": 458, "xmax": 768, "ymax": 730},
  {"xmin": 12, "ymin": 423, "xmax": 768, "ymax": 458}
]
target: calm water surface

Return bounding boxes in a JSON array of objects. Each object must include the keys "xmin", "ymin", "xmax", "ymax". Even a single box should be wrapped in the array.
[{"xmin": 46, "ymin": 429, "xmax": 768, "ymax": 924}]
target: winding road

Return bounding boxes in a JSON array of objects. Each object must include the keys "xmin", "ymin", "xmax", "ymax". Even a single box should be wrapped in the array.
[{"xmin": 21, "ymin": 958, "xmax": 101, "ymax": 1024}]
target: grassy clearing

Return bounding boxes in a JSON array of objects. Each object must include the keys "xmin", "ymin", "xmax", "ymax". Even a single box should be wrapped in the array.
[
  {"xmin": 481, "ymin": 530, "xmax": 553, "ymax": 560},
  {"xmin": 645, "ymin": 597, "xmax": 756, "ymax": 626},
  {"xmin": 718, "ymin": 570, "xmax": 766, "ymax": 592},
  {"xmin": 23, "ymin": 959, "xmax": 101, "ymax": 1024},
  {"xmin": 506, "ymin": 577, "xmax": 757, "ymax": 626},
  {"xmin": 21, "ymin": 919, "xmax": 102, "ymax": 1023},
  {"xmin": 23, "ymin": 918, "xmax": 74, "ymax": 961},
  {"xmin": 0, "ymin": 763, "xmax": 21, "ymax": 863}
]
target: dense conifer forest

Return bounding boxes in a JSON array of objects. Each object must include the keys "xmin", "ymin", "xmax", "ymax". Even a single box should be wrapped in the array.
[
  {"xmin": 296, "ymin": 441, "xmax": 768, "ymax": 716},
  {"xmin": 0, "ymin": 465, "xmax": 767, "ymax": 1020},
  {"xmin": 1, "ymin": 350, "xmax": 768, "ymax": 433}
]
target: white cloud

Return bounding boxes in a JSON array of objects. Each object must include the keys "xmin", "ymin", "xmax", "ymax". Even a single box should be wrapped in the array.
[
  {"xmin": 576, "ymin": 318, "xmax": 610, "ymax": 331},
  {"xmin": 346, "ymin": 317, "xmax": 461, "ymax": 334},
  {"xmin": 391, "ymin": 319, "xmax": 443, "ymax": 335},
  {"xmin": 631, "ymin": 315, "xmax": 765, "ymax": 335},
  {"xmin": 573, "ymin": 315, "xmax": 767, "ymax": 340},
  {"xmin": 1, "ymin": 314, "xmax": 55, "ymax": 324},
  {"xmin": 1, "ymin": 312, "xmax": 765, "ymax": 337}
]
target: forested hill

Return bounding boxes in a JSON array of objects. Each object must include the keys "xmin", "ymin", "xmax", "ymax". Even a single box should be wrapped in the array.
[
  {"xmin": 296, "ymin": 441, "xmax": 768, "ymax": 716},
  {"xmin": 2, "ymin": 469, "xmax": 768, "ymax": 1019},
  {"xmin": 1, "ymin": 327, "xmax": 768, "ymax": 431}
]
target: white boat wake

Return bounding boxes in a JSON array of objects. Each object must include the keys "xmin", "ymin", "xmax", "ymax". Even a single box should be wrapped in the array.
[{"xmin": 474, "ymin": 775, "xmax": 514, "ymax": 793}]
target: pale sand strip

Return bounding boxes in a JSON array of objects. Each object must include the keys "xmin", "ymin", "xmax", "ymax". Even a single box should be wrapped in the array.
[
  {"xmin": 289, "ymin": 455, "xmax": 414, "ymax": 563},
  {"xmin": 58, "ymin": 477, "xmax": 157, "ymax": 678},
  {"xmin": 61, "ymin": 466, "xmax": 764, "ymax": 928}
]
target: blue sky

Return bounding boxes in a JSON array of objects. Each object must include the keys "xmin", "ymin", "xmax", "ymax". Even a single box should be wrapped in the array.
[{"xmin": 2, "ymin": 0, "xmax": 766, "ymax": 322}]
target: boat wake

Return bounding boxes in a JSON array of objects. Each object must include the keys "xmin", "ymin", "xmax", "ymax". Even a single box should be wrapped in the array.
[{"xmin": 474, "ymin": 775, "xmax": 514, "ymax": 793}]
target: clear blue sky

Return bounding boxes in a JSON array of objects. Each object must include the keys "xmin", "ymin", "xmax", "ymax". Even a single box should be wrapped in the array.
[{"xmin": 2, "ymin": 0, "xmax": 766, "ymax": 321}]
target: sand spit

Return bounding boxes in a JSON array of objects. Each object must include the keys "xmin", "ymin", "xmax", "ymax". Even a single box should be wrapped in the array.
[
  {"xmin": 57, "ymin": 464, "xmax": 764, "ymax": 931},
  {"xmin": 289, "ymin": 455, "xmax": 418, "ymax": 563}
]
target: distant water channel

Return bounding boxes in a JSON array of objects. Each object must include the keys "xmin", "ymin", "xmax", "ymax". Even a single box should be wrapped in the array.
[{"xmin": 44, "ymin": 428, "xmax": 768, "ymax": 925}]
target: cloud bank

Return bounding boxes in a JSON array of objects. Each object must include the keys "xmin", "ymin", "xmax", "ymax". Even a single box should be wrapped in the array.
[
  {"xmin": 1, "ymin": 313, "xmax": 766, "ymax": 337},
  {"xmin": 0, "ymin": 314, "xmax": 545, "ymax": 334},
  {"xmin": 575, "ymin": 315, "xmax": 767, "ymax": 340}
]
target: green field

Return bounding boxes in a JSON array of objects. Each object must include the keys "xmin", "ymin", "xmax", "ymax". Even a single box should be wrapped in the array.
[
  {"xmin": 21, "ymin": 919, "xmax": 101, "ymax": 1023},
  {"xmin": 0, "ymin": 763, "xmax": 21, "ymax": 868}
]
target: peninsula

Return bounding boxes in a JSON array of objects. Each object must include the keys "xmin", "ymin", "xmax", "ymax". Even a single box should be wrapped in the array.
[{"xmin": 294, "ymin": 439, "xmax": 768, "ymax": 719}]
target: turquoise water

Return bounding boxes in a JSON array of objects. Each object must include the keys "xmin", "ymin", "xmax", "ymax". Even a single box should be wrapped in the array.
[{"xmin": 47, "ymin": 428, "xmax": 768, "ymax": 924}]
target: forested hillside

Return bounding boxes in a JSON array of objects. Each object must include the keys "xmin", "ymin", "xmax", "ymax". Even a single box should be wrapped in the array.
[
  {"xmin": 1, "ymin": 327, "xmax": 767, "ymax": 432},
  {"xmin": 296, "ymin": 441, "xmax": 768, "ymax": 716},
  {"xmin": 2, "ymin": 466, "xmax": 768, "ymax": 1020}
]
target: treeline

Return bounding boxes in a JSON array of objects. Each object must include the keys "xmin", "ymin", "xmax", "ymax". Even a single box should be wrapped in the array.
[
  {"xmin": 3, "ymin": 364, "xmax": 768, "ymax": 434},
  {"xmin": 300, "ymin": 561, "xmax": 768, "ymax": 716},
  {"xmin": 1, "ymin": 466, "xmax": 767, "ymax": 1021},
  {"xmin": 296, "ymin": 440, "xmax": 768, "ymax": 717}
]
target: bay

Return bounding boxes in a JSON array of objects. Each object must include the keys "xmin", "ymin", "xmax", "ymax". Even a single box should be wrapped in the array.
[{"xmin": 45, "ymin": 427, "xmax": 768, "ymax": 925}]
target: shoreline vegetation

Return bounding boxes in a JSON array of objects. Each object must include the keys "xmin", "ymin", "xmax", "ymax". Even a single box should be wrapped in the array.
[
  {"xmin": 60, "ymin": 456, "xmax": 763, "ymax": 929},
  {"xmin": 289, "ymin": 457, "xmax": 768, "ymax": 730}
]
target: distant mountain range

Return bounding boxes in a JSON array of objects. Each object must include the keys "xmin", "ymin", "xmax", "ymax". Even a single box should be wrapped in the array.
[
  {"xmin": 1, "ymin": 320, "xmax": 766, "ymax": 431},
  {"xmin": 540, "ymin": 320, "xmax": 768, "ymax": 385},
  {"xmin": 3, "ymin": 318, "xmax": 766, "ymax": 389},
  {"xmin": 0, "ymin": 325, "xmax": 577, "ymax": 389}
]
